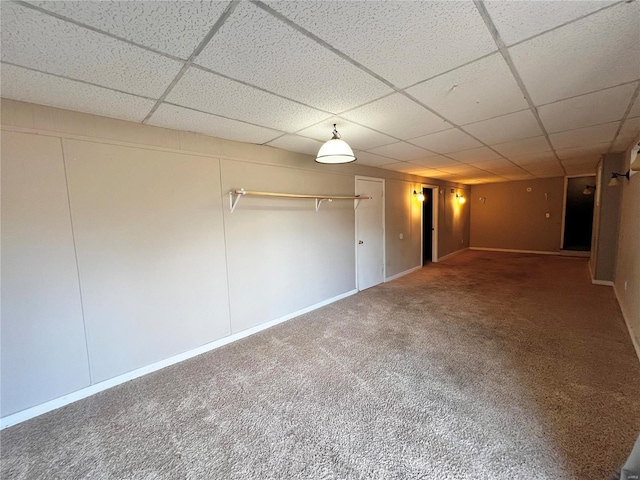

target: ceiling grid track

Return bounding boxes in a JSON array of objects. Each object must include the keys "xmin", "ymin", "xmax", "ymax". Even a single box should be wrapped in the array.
[{"xmin": 607, "ymin": 81, "xmax": 640, "ymax": 153}]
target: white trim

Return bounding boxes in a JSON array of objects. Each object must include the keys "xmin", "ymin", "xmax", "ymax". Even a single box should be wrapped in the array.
[
  {"xmin": 355, "ymin": 176, "xmax": 385, "ymax": 291},
  {"xmin": 591, "ymin": 279, "xmax": 614, "ymax": 286},
  {"xmin": 420, "ymin": 184, "xmax": 439, "ymax": 264},
  {"xmin": 0, "ymin": 289, "xmax": 357, "ymax": 430},
  {"xmin": 614, "ymin": 285, "xmax": 640, "ymax": 364},
  {"xmin": 437, "ymin": 247, "xmax": 469, "ymax": 262},
  {"xmin": 385, "ymin": 265, "xmax": 421, "ymax": 282},
  {"xmin": 469, "ymin": 247, "xmax": 557, "ymax": 255}
]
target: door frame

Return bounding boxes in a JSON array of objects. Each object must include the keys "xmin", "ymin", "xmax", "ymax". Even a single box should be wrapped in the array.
[
  {"xmin": 355, "ymin": 176, "xmax": 385, "ymax": 291},
  {"xmin": 421, "ymin": 184, "xmax": 439, "ymax": 264},
  {"xmin": 560, "ymin": 174, "xmax": 596, "ymax": 250}
]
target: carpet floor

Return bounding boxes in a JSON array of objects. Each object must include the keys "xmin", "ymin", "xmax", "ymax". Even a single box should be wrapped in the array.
[{"xmin": 2, "ymin": 251, "xmax": 640, "ymax": 479}]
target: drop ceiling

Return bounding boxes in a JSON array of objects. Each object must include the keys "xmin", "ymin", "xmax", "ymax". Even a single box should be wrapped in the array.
[{"xmin": 1, "ymin": 0, "xmax": 639, "ymax": 184}]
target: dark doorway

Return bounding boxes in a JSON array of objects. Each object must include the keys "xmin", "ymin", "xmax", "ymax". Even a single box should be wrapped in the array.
[
  {"xmin": 422, "ymin": 188, "xmax": 433, "ymax": 264},
  {"xmin": 563, "ymin": 177, "xmax": 595, "ymax": 251}
]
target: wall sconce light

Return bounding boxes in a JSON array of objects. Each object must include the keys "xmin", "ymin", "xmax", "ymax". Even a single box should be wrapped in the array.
[
  {"xmin": 316, "ymin": 124, "xmax": 356, "ymax": 164},
  {"xmin": 478, "ymin": 196, "xmax": 486, "ymax": 204},
  {"xmin": 608, "ymin": 170, "xmax": 630, "ymax": 187},
  {"xmin": 456, "ymin": 193, "xmax": 466, "ymax": 204},
  {"xmin": 582, "ymin": 185, "xmax": 596, "ymax": 195},
  {"xmin": 413, "ymin": 190, "xmax": 425, "ymax": 202}
]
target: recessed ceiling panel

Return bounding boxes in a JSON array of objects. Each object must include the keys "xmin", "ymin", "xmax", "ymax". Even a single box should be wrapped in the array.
[
  {"xmin": 410, "ymin": 156, "xmax": 462, "ymax": 168},
  {"xmin": 166, "ymin": 67, "xmax": 330, "ymax": 133},
  {"xmin": 509, "ymin": 2, "xmax": 640, "ymax": 105},
  {"xmin": 352, "ymin": 151, "xmax": 398, "ymax": 167},
  {"xmin": 195, "ymin": 2, "xmax": 392, "ymax": 113},
  {"xmin": 549, "ymin": 122, "xmax": 619, "ymax": 150},
  {"xmin": 28, "ymin": 1, "xmax": 231, "ymax": 59},
  {"xmin": 509, "ymin": 151, "xmax": 559, "ymax": 166},
  {"xmin": 491, "ymin": 135, "xmax": 552, "ymax": 157},
  {"xmin": 148, "ymin": 104, "xmax": 282, "ymax": 144},
  {"xmin": 366, "ymin": 142, "xmax": 435, "ymax": 162},
  {"xmin": 438, "ymin": 164, "xmax": 484, "ymax": 175},
  {"xmin": 463, "ymin": 110, "xmax": 543, "ymax": 145},
  {"xmin": 266, "ymin": 134, "xmax": 322, "ymax": 157},
  {"xmin": 340, "ymin": 93, "xmax": 451, "ymax": 139},
  {"xmin": 469, "ymin": 159, "xmax": 514, "ymax": 170},
  {"xmin": 410, "ymin": 128, "xmax": 482, "ymax": 154},
  {"xmin": 1, "ymin": 2, "xmax": 182, "ymax": 98},
  {"xmin": 448, "ymin": 147, "xmax": 502, "ymax": 163},
  {"xmin": 380, "ymin": 162, "xmax": 425, "ymax": 174},
  {"xmin": 485, "ymin": 1, "xmax": 617, "ymax": 46},
  {"xmin": 538, "ymin": 83, "xmax": 637, "ymax": 134},
  {"xmin": 297, "ymin": 118, "xmax": 396, "ymax": 150},
  {"xmin": 406, "ymin": 53, "xmax": 528, "ymax": 125},
  {"xmin": 265, "ymin": 0, "xmax": 497, "ymax": 88},
  {"xmin": 524, "ymin": 161, "xmax": 565, "ymax": 176},
  {"xmin": 555, "ymin": 142, "xmax": 611, "ymax": 160},
  {"xmin": 0, "ymin": 64, "xmax": 155, "ymax": 122}
]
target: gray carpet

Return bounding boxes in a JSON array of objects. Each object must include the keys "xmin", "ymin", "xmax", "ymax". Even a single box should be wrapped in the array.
[{"xmin": 2, "ymin": 251, "xmax": 640, "ymax": 479}]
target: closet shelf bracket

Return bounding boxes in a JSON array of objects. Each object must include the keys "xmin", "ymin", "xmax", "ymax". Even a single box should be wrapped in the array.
[{"xmin": 228, "ymin": 189, "xmax": 371, "ymax": 213}]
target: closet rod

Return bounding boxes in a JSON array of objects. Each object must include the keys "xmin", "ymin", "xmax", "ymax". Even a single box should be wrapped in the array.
[{"xmin": 229, "ymin": 189, "xmax": 371, "ymax": 213}]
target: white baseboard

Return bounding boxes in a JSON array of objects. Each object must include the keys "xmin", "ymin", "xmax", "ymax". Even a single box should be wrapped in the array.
[
  {"xmin": 437, "ymin": 248, "xmax": 469, "ymax": 262},
  {"xmin": 0, "ymin": 289, "xmax": 357, "ymax": 430},
  {"xmin": 591, "ymin": 279, "xmax": 614, "ymax": 286},
  {"xmin": 385, "ymin": 265, "xmax": 421, "ymax": 282},
  {"xmin": 469, "ymin": 247, "xmax": 558, "ymax": 255},
  {"xmin": 614, "ymin": 285, "xmax": 640, "ymax": 364},
  {"xmin": 559, "ymin": 250, "xmax": 590, "ymax": 258}
]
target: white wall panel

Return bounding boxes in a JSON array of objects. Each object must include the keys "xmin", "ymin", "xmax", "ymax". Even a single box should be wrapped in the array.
[
  {"xmin": 63, "ymin": 140, "xmax": 230, "ymax": 383},
  {"xmin": 1, "ymin": 131, "xmax": 90, "ymax": 416}
]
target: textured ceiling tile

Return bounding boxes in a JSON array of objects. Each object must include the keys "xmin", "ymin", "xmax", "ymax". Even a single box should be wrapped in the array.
[
  {"xmin": 410, "ymin": 128, "xmax": 482, "ymax": 154},
  {"xmin": 352, "ymin": 151, "xmax": 398, "ymax": 167},
  {"xmin": 618, "ymin": 116, "xmax": 640, "ymax": 141},
  {"xmin": 555, "ymin": 142, "xmax": 611, "ymax": 160},
  {"xmin": 297, "ymin": 118, "xmax": 396, "ymax": 151},
  {"xmin": 463, "ymin": 110, "xmax": 543, "ymax": 145},
  {"xmin": 524, "ymin": 161, "xmax": 565, "ymax": 174},
  {"xmin": 549, "ymin": 122, "xmax": 619, "ymax": 150},
  {"xmin": 469, "ymin": 159, "xmax": 514, "ymax": 170},
  {"xmin": 491, "ymin": 136, "xmax": 552, "ymax": 157},
  {"xmin": 366, "ymin": 142, "xmax": 435, "ymax": 162},
  {"xmin": 561, "ymin": 156, "xmax": 601, "ymax": 167},
  {"xmin": 509, "ymin": 2, "xmax": 640, "ymax": 105},
  {"xmin": 502, "ymin": 173, "xmax": 536, "ymax": 181},
  {"xmin": 148, "ymin": 104, "xmax": 282, "ymax": 145},
  {"xmin": 1, "ymin": 2, "xmax": 182, "ymax": 98},
  {"xmin": 195, "ymin": 2, "xmax": 392, "ymax": 113},
  {"xmin": 629, "ymin": 95, "xmax": 640, "ymax": 118},
  {"xmin": 538, "ymin": 83, "xmax": 637, "ymax": 134},
  {"xmin": 484, "ymin": 1, "xmax": 617, "ymax": 46},
  {"xmin": 438, "ymin": 164, "xmax": 484, "ymax": 175},
  {"xmin": 509, "ymin": 152, "xmax": 560, "ymax": 166},
  {"xmin": 28, "ymin": 1, "xmax": 231, "ymax": 59},
  {"xmin": 0, "ymin": 64, "xmax": 155, "ymax": 122},
  {"xmin": 265, "ymin": 0, "xmax": 496, "ymax": 88},
  {"xmin": 406, "ymin": 53, "xmax": 528, "ymax": 125},
  {"xmin": 410, "ymin": 156, "xmax": 462, "ymax": 168},
  {"xmin": 410, "ymin": 168, "xmax": 448, "ymax": 179},
  {"xmin": 447, "ymin": 147, "xmax": 502, "ymax": 163},
  {"xmin": 340, "ymin": 93, "xmax": 451, "ymax": 139},
  {"xmin": 166, "ymin": 67, "xmax": 330, "ymax": 133},
  {"xmin": 266, "ymin": 134, "xmax": 322, "ymax": 157},
  {"xmin": 611, "ymin": 136, "xmax": 637, "ymax": 152},
  {"xmin": 380, "ymin": 162, "xmax": 425, "ymax": 174}
]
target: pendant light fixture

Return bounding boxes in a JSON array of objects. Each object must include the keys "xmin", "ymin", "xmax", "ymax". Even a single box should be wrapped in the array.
[{"xmin": 315, "ymin": 124, "xmax": 356, "ymax": 164}]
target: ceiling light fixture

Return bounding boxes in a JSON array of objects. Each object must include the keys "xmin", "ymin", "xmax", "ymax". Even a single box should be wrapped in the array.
[
  {"xmin": 315, "ymin": 124, "xmax": 356, "ymax": 164},
  {"xmin": 413, "ymin": 190, "xmax": 425, "ymax": 202},
  {"xmin": 582, "ymin": 185, "xmax": 596, "ymax": 195},
  {"xmin": 608, "ymin": 170, "xmax": 630, "ymax": 187}
]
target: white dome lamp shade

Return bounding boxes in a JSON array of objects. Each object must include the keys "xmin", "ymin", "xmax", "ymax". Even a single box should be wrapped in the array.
[{"xmin": 315, "ymin": 124, "xmax": 356, "ymax": 164}]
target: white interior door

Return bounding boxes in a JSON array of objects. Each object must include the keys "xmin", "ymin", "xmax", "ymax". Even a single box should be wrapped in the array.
[{"xmin": 356, "ymin": 178, "xmax": 384, "ymax": 291}]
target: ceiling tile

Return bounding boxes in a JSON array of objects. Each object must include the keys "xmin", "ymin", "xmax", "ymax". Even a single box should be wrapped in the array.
[
  {"xmin": 166, "ymin": 67, "xmax": 330, "ymax": 133},
  {"xmin": 549, "ymin": 122, "xmax": 619, "ymax": 150},
  {"xmin": 629, "ymin": 95, "xmax": 640, "ymax": 118},
  {"xmin": 448, "ymin": 146, "xmax": 502, "ymax": 163},
  {"xmin": 561, "ymin": 156, "xmax": 601, "ymax": 168},
  {"xmin": 538, "ymin": 83, "xmax": 637, "ymax": 133},
  {"xmin": 484, "ymin": 1, "xmax": 617, "ymax": 46},
  {"xmin": 438, "ymin": 164, "xmax": 484, "ymax": 175},
  {"xmin": 611, "ymin": 136, "xmax": 637, "ymax": 153},
  {"xmin": 509, "ymin": 2, "xmax": 640, "ymax": 105},
  {"xmin": 147, "ymin": 104, "xmax": 282, "ymax": 144},
  {"xmin": 524, "ymin": 161, "xmax": 565, "ymax": 175},
  {"xmin": 618, "ymin": 116, "xmax": 640, "ymax": 141},
  {"xmin": 352, "ymin": 151, "xmax": 398, "ymax": 167},
  {"xmin": 463, "ymin": 110, "xmax": 543, "ymax": 145},
  {"xmin": 502, "ymin": 173, "xmax": 536, "ymax": 181},
  {"xmin": 340, "ymin": 93, "xmax": 451, "ymax": 139},
  {"xmin": 563, "ymin": 164, "xmax": 597, "ymax": 176},
  {"xmin": 265, "ymin": 1, "xmax": 496, "ymax": 88},
  {"xmin": 195, "ymin": 2, "xmax": 392, "ymax": 113},
  {"xmin": 485, "ymin": 166, "xmax": 528, "ymax": 176},
  {"xmin": 410, "ymin": 128, "xmax": 482, "ymax": 154},
  {"xmin": 266, "ymin": 134, "xmax": 322, "ymax": 157},
  {"xmin": 380, "ymin": 162, "xmax": 425, "ymax": 174},
  {"xmin": 555, "ymin": 142, "xmax": 611, "ymax": 160},
  {"xmin": 29, "ymin": 1, "xmax": 231, "ymax": 59},
  {"xmin": 366, "ymin": 142, "xmax": 434, "ymax": 161},
  {"xmin": 1, "ymin": 2, "xmax": 182, "ymax": 98},
  {"xmin": 297, "ymin": 118, "xmax": 396, "ymax": 150},
  {"xmin": 406, "ymin": 53, "xmax": 528, "ymax": 125},
  {"xmin": 509, "ymin": 152, "xmax": 560, "ymax": 166},
  {"xmin": 410, "ymin": 169, "xmax": 449, "ymax": 179},
  {"xmin": 469, "ymin": 159, "xmax": 514, "ymax": 170},
  {"xmin": 0, "ymin": 63, "xmax": 155, "ymax": 122},
  {"xmin": 491, "ymin": 135, "xmax": 551, "ymax": 157},
  {"xmin": 410, "ymin": 156, "xmax": 462, "ymax": 168}
]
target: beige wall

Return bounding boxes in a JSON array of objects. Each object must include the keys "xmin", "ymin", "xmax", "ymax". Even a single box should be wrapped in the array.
[
  {"xmin": 1, "ymin": 99, "xmax": 470, "ymax": 418},
  {"xmin": 470, "ymin": 177, "xmax": 565, "ymax": 252}
]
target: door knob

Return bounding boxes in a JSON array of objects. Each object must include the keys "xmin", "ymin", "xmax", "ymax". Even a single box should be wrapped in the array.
[{"xmin": 358, "ymin": 240, "xmax": 364, "ymax": 244}]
